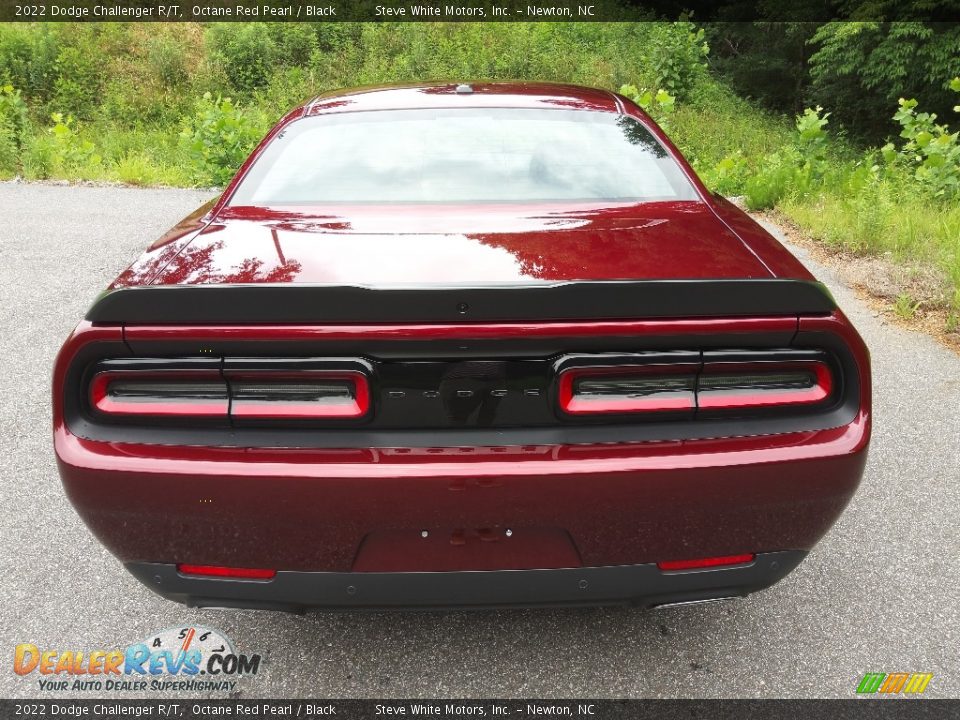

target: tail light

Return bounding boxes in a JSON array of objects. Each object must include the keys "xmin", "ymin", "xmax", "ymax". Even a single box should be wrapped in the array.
[
  {"xmin": 88, "ymin": 358, "xmax": 371, "ymax": 422},
  {"xmin": 89, "ymin": 369, "xmax": 228, "ymax": 418},
  {"xmin": 84, "ymin": 350, "xmax": 837, "ymax": 427},
  {"xmin": 698, "ymin": 359, "xmax": 832, "ymax": 410},
  {"xmin": 227, "ymin": 371, "xmax": 369, "ymax": 420},
  {"xmin": 557, "ymin": 350, "xmax": 835, "ymax": 417},
  {"xmin": 558, "ymin": 366, "xmax": 696, "ymax": 415}
]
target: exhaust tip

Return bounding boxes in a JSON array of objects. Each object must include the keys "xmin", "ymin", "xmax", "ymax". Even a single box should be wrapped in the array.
[{"xmin": 652, "ymin": 596, "xmax": 740, "ymax": 610}]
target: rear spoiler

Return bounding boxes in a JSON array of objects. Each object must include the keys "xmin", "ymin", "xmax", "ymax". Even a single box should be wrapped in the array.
[{"xmin": 85, "ymin": 280, "xmax": 836, "ymax": 324}]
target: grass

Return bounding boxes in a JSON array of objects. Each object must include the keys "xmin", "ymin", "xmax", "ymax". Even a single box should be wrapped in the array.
[{"xmin": 781, "ymin": 180, "xmax": 960, "ymax": 309}]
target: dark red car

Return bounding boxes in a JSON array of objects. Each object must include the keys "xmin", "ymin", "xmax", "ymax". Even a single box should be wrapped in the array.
[{"xmin": 54, "ymin": 82, "xmax": 870, "ymax": 611}]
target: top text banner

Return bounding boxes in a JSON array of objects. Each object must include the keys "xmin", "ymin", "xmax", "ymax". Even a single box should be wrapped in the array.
[
  {"xmin": 5, "ymin": 0, "xmax": 638, "ymax": 22},
  {"xmin": 1, "ymin": 0, "xmax": 946, "ymax": 22}
]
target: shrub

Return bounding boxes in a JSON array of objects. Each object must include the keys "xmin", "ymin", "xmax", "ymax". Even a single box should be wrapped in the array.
[
  {"xmin": 883, "ymin": 79, "xmax": 960, "ymax": 198},
  {"xmin": 0, "ymin": 25, "xmax": 59, "ymax": 101},
  {"xmin": 266, "ymin": 23, "xmax": 316, "ymax": 66},
  {"xmin": 808, "ymin": 21, "xmax": 960, "ymax": 143},
  {"xmin": 710, "ymin": 105, "xmax": 835, "ymax": 209},
  {"xmin": 179, "ymin": 92, "xmax": 264, "ymax": 186},
  {"xmin": 701, "ymin": 152, "xmax": 749, "ymax": 196},
  {"xmin": 147, "ymin": 34, "xmax": 188, "ymax": 88},
  {"xmin": 48, "ymin": 112, "xmax": 101, "ymax": 169},
  {"xmin": 207, "ymin": 24, "xmax": 277, "ymax": 94},
  {"xmin": 51, "ymin": 31, "xmax": 107, "ymax": 119},
  {"xmin": 644, "ymin": 21, "xmax": 709, "ymax": 102},
  {"xmin": 253, "ymin": 66, "xmax": 313, "ymax": 118},
  {"xmin": 894, "ymin": 293, "xmax": 922, "ymax": 319},
  {"xmin": 314, "ymin": 23, "xmax": 361, "ymax": 53},
  {"xmin": 744, "ymin": 155, "xmax": 796, "ymax": 210},
  {"xmin": 0, "ymin": 84, "xmax": 29, "ymax": 173},
  {"xmin": 20, "ymin": 133, "xmax": 56, "ymax": 179},
  {"xmin": 619, "ymin": 85, "xmax": 675, "ymax": 132},
  {"xmin": 114, "ymin": 152, "xmax": 160, "ymax": 186},
  {"xmin": 0, "ymin": 121, "xmax": 15, "ymax": 175},
  {"xmin": 19, "ymin": 111, "xmax": 102, "ymax": 179}
]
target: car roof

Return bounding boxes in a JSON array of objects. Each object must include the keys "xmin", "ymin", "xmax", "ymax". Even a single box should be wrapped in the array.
[{"xmin": 303, "ymin": 82, "xmax": 623, "ymax": 116}]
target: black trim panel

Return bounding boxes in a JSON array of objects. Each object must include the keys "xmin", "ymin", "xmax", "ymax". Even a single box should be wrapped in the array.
[
  {"xmin": 86, "ymin": 280, "xmax": 836, "ymax": 324},
  {"xmin": 125, "ymin": 551, "xmax": 806, "ymax": 611}
]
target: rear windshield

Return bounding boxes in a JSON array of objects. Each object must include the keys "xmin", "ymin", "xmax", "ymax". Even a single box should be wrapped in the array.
[{"xmin": 229, "ymin": 108, "xmax": 699, "ymax": 205}]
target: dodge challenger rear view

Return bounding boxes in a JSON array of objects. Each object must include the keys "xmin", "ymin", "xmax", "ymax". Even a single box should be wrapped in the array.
[{"xmin": 53, "ymin": 82, "xmax": 871, "ymax": 611}]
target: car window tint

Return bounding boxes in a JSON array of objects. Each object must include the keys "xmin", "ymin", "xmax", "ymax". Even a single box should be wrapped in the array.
[{"xmin": 230, "ymin": 108, "xmax": 699, "ymax": 205}]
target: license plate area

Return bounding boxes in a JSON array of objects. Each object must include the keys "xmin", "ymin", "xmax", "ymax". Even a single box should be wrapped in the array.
[{"xmin": 351, "ymin": 527, "xmax": 582, "ymax": 572}]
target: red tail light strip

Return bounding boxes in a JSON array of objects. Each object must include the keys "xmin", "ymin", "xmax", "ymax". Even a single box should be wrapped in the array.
[
  {"xmin": 657, "ymin": 553, "xmax": 756, "ymax": 571},
  {"xmin": 226, "ymin": 371, "xmax": 370, "ymax": 420},
  {"xmin": 558, "ymin": 366, "xmax": 696, "ymax": 415},
  {"xmin": 89, "ymin": 371, "xmax": 228, "ymax": 417},
  {"xmin": 90, "ymin": 369, "xmax": 370, "ymax": 420},
  {"xmin": 697, "ymin": 361, "xmax": 832, "ymax": 410},
  {"xmin": 176, "ymin": 564, "xmax": 276, "ymax": 580},
  {"xmin": 559, "ymin": 359, "xmax": 834, "ymax": 416}
]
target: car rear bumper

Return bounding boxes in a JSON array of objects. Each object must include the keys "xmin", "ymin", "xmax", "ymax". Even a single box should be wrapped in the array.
[
  {"xmin": 57, "ymin": 407, "xmax": 868, "ymax": 609},
  {"xmin": 127, "ymin": 551, "xmax": 807, "ymax": 612}
]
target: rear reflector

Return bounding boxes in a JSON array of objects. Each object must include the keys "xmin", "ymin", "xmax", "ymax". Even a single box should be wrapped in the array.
[
  {"xmin": 89, "ymin": 371, "xmax": 228, "ymax": 417},
  {"xmin": 176, "ymin": 564, "xmax": 276, "ymax": 580},
  {"xmin": 657, "ymin": 554, "xmax": 756, "ymax": 571},
  {"xmin": 558, "ymin": 366, "xmax": 696, "ymax": 415},
  {"xmin": 227, "ymin": 371, "xmax": 369, "ymax": 419}
]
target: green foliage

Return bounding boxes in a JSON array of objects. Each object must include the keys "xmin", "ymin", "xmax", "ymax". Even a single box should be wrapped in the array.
[
  {"xmin": 706, "ymin": 22, "xmax": 816, "ymax": 115},
  {"xmin": 743, "ymin": 155, "xmax": 796, "ymax": 210},
  {"xmin": 179, "ymin": 93, "xmax": 264, "ymax": 186},
  {"xmin": 893, "ymin": 293, "xmax": 922, "ymax": 320},
  {"xmin": 796, "ymin": 106, "xmax": 830, "ymax": 157},
  {"xmin": 884, "ymin": 85, "xmax": 960, "ymax": 198},
  {"xmin": 709, "ymin": 17, "xmax": 960, "ymax": 144},
  {"xmin": 668, "ymin": 87, "xmax": 794, "ymax": 175},
  {"xmin": 52, "ymin": 30, "xmax": 108, "ymax": 119},
  {"xmin": 19, "ymin": 110, "xmax": 105, "ymax": 179},
  {"xmin": 619, "ymin": 84, "xmax": 675, "ymax": 131},
  {"xmin": 808, "ymin": 21, "xmax": 960, "ymax": 142},
  {"xmin": 115, "ymin": 152, "xmax": 162, "ymax": 186},
  {"xmin": 48, "ymin": 112, "xmax": 101, "ymax": 168},
  {"xmin": 265, "ymin": 23, "xmax": 317, "ymax": 66},
  {"xmin": 702, "ymin": 152, "xmax": 749, "ymax": 196},
  {"xmin": 0, "ymin": 25, "xmax": 59, "ymax": 101},
  {"xmin": 709, "ymin": 105, "xmax": 837, "ymax": 210},
  {"xmin": 0, "ymin": 84, "xmax": 29, "ymax": 174},
  {"xmin": 146, "ymin": 34, "xmax": 188, "ymax": 88},
  {"xmin": 643, "ymin": 21, "xmax": 709, "ymax": 102},
  {"xmin": 946, "ymin": 311, "xmax": 959, "ymax": 334},
  {"xmin": 0, "ymin": 116, "xmax": 16, "ymax": 176},
  {"xmin": 207, "ymin": 24, "xmax": 278, "ymax": 94}
]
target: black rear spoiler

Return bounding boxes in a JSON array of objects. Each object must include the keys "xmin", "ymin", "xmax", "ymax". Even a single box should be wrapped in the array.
[{"xmin": 85, "ymin": 280, "xmax": 836, "ymax": 324}]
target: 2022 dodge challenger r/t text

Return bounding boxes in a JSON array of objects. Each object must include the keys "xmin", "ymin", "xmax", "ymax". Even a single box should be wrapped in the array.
[{"xmin": 53, "ymin": 82, "xmax": 871, "ymax": 611}]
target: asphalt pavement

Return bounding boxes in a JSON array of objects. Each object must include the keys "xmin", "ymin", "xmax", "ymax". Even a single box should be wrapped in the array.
[{"xmin": 0, "ymin": 183, "xmax": 957, "ymax": 699}]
